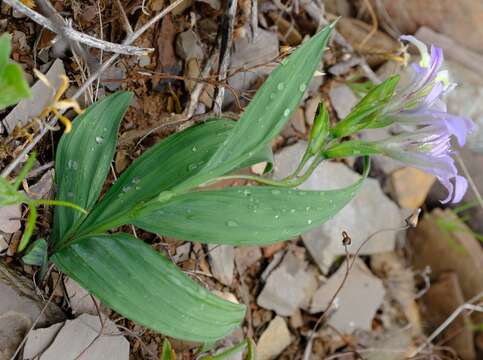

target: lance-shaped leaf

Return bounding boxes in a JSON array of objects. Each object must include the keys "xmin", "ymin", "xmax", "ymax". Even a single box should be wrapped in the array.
[
  {"xmin": 71, "ymin": 120, "xmax": 272, "ymax": 243},
  {"xmin": 173, "ymin": 24, "xmax": 336, "ymax": 192},
  {"xmin": 130, "ymin": 160, "xmax": 368, "ymax": 245},
  {"xmin": 52, "ymin": 92, "xmax": 132, "ymax": 245},
  {"xmin": 52, "ymin": 233, "xmax": 245, "ymax": 342}
]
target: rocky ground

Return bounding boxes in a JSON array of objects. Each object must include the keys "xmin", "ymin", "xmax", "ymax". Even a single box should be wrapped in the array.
[{"xmin": 1, "ymin": 0, "xmax": 482, "ymax": 359}]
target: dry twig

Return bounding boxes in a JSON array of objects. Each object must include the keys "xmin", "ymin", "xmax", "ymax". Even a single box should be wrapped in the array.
[{"xmin": 3, "ymin": 0, "xmax": 151, "ymax": 56}]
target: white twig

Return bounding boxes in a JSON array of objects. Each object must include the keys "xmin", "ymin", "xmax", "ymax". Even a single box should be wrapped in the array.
[
  {"xmin": 213, "ymin": 0, "xmax": 238, "ymax": 115},
  {"xmin": 410, "ymin": 291, "xmax": 483, "ymax": 357},
  {"xmin": 1, "ymin": 0, "xmax": 186, "ymax": 179},
  {"xmin": 185, "ymin": 52, "xmax": 217, "ymax": 119},
  {"xmin": 3, "ymin": 0, "xmax": 151, "ymax": 56},
  {"xmin": 114, "ymin": 0, "xmax": 134, "ymax": 35}
]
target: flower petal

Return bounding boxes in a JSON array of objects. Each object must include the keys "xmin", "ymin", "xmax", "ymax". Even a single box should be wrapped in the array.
[{"xmin": 452, "ymin": 175, "xmax": 468, "ymax": 203}]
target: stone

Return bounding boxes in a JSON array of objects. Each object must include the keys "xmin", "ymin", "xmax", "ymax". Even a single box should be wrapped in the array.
[
  {"xmin": 363, "ymin": 328, "xmax": 414, "ymax": 360},
  {"xmin": 0, "ymin": 205, "xmax": 21, "ymax": 233},
  {"xmin": 408, "ymin": 209, "xmax": 483, "ymax": 318},
  {"xmin": 208, "ymin": 245, "xmax": 234, "ymax": 286},
  {"xmin": 2, "ymin": 59, "xmax": 65, "ymax": 133},
  {"xmin": 256, "ymin": 316, "xmax": 292, "ymax": 360},
  {"xmin": 173, "ymin": 243, "xmax": 191, "ymax": 263},
  {"xmin": 310, "ymin": 258, "xmax": 386, "ymax": 333},
  {"xmin": 336, "ymin": 17, "xmax": 399, "ymax": 66},
  {"xmin": 0, "ymin": 263, "xmax": 64, "ymax": 327},
  {"xmin": 376, "ymin": 0, "xmax": 483, "ymax": 53},
  {"xmin": 28, "ymin": 169, "xmax": 54, "ymax": 200},
  {"xmin": 257, "ymin": 247, "xmax": 318, "ymax": 316},
  {"xmin": 290, "ymin": 108, "xmax": 306, "ymax": 134},
  {"xmin": 422, "ymin": 272, "xmax": 476, "ymax": 360},
  {"xmin": 0, "ymin": 311, "xmax": 31, "ymax": 359},
  {"xmin": 329, "ymin": 84, "xmax": 358, "ymax": 119},
  {"xmin": 415, "ymin": 27, "xmax": 483, "ymax": 77},
  {"xmin": 304, "ymin": 95, "xmax": 322, "ymax": 126},
  {"xmin": 234, "ymin": 246, "xmax": 262, "ymax": 275},
  {"xmin": 273, "ymin": 142, "xmax": 403, "ymax": 273},
  {"xmin": 29, "ymin": 314, "xmax": 129, "ymax": 360},
  {"xmin": 23, "ymin": 322, "xmax": 63, "ymax": 359},
  {"xmin": 387, "ymin": 167, "xmax": 436, "ymax": 209},
  {"xmin": 175, "ymin": 30, "xmax": 204, "ymax": 61},
  {"xmin": 100, "ymin": 66, "xmax": 125, "ymax": 91},
  {"xmin": 64, "ymin": 277, "xmax": 98, "ymax": 315},
  {"xmin": 224, "ymin": 29, "xmax": 279, "ymax": 106}
]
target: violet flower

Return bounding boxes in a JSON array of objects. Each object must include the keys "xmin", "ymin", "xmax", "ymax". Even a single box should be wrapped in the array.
[{"xmin": 376, "ymin": 36, "xmax": 475, "ymax": 203}]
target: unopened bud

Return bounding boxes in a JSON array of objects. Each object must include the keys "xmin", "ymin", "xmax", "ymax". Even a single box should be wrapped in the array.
[{"xmin": 308, "ymin": 103, "xmax": 329, "ymax": 155}]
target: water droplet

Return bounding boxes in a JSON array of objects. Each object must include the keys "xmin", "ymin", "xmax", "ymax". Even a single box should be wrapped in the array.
[
  {"xmin": 269, "ymin": 93, "xmax": 276, "ymax": 100},
  {"xmin": 67, "ymin": 191, "xmax": 74, "ymax": 198},
  {"xmin": 299, "ymin": 83, "xmax": 307, "ymax": 92},
  {"xmin": 283, "ymin": 108, "xmax": 290, "ymax": 117},
  {"xmin": 188, "ymin": 163, "xmax": 198, "ymax": 171},
  {"xmin": 274, "ymin": 214, "xmax": 280, "ymax": 220},
  {"xmin": 67, "ymin": 160, "xmax": 78, "ymax": 170},
  {"xmin": 307, "ymin": 219, "xmax": 313, "ymax": 225},
  {"xmin": 277, "ymin": 82, "xmax": 284, "ymax": 91},
  {"xmin": 132, "ymin": 177, "xmax": 141, "ymax": 184},
  {"xmin": 191, "ymin": 146, "xmax": 198, "ymax": 152},
  {"xmin": 305, "ymin": 206, "xmax": 311, "ymax": 211},
  {"xmin": 290, "ymin": 209, "xmax": 296, "ymax": 213},
  {"xmin": 95, "ymin": 136, "xmax": 104, "ymax": 144},
  {"xmin": 242, "ymin": 189, "xmax": 251, "ymax": 196},
  {"xmin": 122, "ymin": 185, "xmax": 131, "ymax": 193},
  {"xmin": 271, "ymin": 189, "xmax": 281, "ymax": 195},
  {"xmin": 226, "ymin": 220, "xmax": 239, "ymax": 227}
]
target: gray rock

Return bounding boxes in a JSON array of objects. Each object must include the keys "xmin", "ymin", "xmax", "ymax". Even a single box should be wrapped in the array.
[
  {"xmin": 28, "ymin": 169, "xmax": 54, "ymax": 200},
  {"xmin": 257, "ymin": 247, "xmax": 318, "ymax": 316},
  {"xmin": 208, "ymin": 245, "xmax": 234, "ymax": 286},
  {"xmin": 256, "ymin": 316, "xmax": 292, "ymax": 360},
  {"xmin": 329, "ymin": 84, "xmax": 358, "ymax": 119},
  {"xmin": 64, "ymin": 278, "xmax": 98, "ymax": 315},
  {"xmin": 234, "ymin": 246, "xmax": 262, "ymax": 275},
  {"xmin": 310, "ymin": 258, "xmax": 385, "ymax": 333},
  {"xmin": 176, "ymin": 30, "xmax": 204, "ymax": 61},
  {"xmin": 224, "ymin": 29, "xmax": 279, "ymax": 106},
  {"xmin": 273, "ymin": 142, "xmax": 403, "ymax": 273},
  {"xmin": 100, "ymin": 66, "xmax": 125, "ymax": 91},
  {"xmin": 29, "ymin": 314, "xmax": 129, "ymax": 360},
  {"xmin": 23, "ymin": 322, "xmax": 63, "ymax": 360},
  {"xmin": 0, "ymin": 205, "xmax": 21, "ymax": 233},
  {"xmin": 173, "ymin": 243, "xmax": 191, "ymax": 263},
  {"xmin": 0, "ymin": 311, "xmax": 31, "ymax": 360},
  {"xmin": 2, "ymin": 59, "xmax": 65, "ymax": 134},
  {"xmin": 0, "ymin": 264, "xmax": 64, "ymax": 326}
]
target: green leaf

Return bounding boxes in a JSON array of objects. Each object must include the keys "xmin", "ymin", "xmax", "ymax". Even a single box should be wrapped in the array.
[
  {"xmin": 0, "ymin": 33, "xmax": 31, "ymax": 110},
  {"xmin": 22, "ymin": 238, "xmax": 48, "ymax": 266},
  {"xmin": 131, "ymin": 162, "xmax": 368, "ymax": 245},
  {"xmin": 161, "ymin": 339, "xmax": 176, "ymax": 360},
  {"xmin": 331, "ymin": 75, "xmax": 400, "ymax": 137},
  {"xmin": 52, "ymin": 92, "xmax": 132, "ymax": 246},
  {"xmin": 174, "ymin": 24, "xmax": 336, "ymax": 192},
  {"xmin": 51, "ymin": 233, "xmax": 245, "ymax": 342},
  {"xmin": 72, "ymin": 120, "xmax": 272, "ymax": 243}
]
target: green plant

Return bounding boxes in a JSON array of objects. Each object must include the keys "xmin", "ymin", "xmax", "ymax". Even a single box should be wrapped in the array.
[
  {"xmin": 8, "ymin": 25, "xmax": 472, "ymax": 344},
  {"xmin": 28, "ymin": 23, "xmax": 371, "ymax": 343},
  {"xmin": 0, "ymin": 33, "xmax": 31, "ymax": 109}
]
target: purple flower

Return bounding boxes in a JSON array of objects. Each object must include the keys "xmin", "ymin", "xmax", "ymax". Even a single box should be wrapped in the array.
[{"xmin": 376, "ymin": 36, "xmax": 475, "ymax": 203}]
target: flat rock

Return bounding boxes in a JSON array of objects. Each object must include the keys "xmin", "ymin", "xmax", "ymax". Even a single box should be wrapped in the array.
[
  {"xmin": 175, "ymin": 30, "xmax": 204, "ymax": 61},
  {"xmin": 28, "ymin": 169, "xmax": 54, "ymax": 200},
  {"xmin": 256, "ymin": 316, "xmax": 292, "ymax": 360},
  {"xmin": 208, "ymin": 245, "xmax": 234, "ymax": 286},
  {"xmin": 387, "ymin": 167, "xmax": 436, "ymax": 209},
  {"xmin": 378, "ymin": 0, "xmax": 483, "ymax": 53},
  {"xmin": 64, "ymin": 278, "xmax": 98, "ymax": 315},
  {"xmin": 310, "ymin": 258, "xmax": 385, "ymax": 333},
  {"xmin": 329, "ymin": 84, "xmax": 358, "ymax": 119},
  {"xmin": 0, "ymin": 264, "xmax": 64, "ymax": 327},
  {"xmin": 234, "ymin": 246, "xmax": 262, "ymax": 275},
  {"xmin": 0, "ymin": 205, "xmax": 21, "ymax": 233},
  {"xmin": 224, "ymin": 29, "xmax": 279, "ymax": 106},
  {"xmin": 0, "ymin": 311, "xmax": 32, "ymax": 360},
  {"xmin": 27, "ymin": 314, "xmax": 129, "ymax": 360},
  {"xmin": 422, "ymin": 272, "xmax": 476, "ymax": 360},
  {"xmin": 273, "ymin": 142, "xmax": 402, "ymax": 273},
  {"xmin": 2, "ymin": 59, "xmax": 65, "ymax": 134},
  {"xmin": 257, "ymin": 247, "xmax": 318, "ymax": 316},
  {"xmin": 23, "ymin": 322, "xmax": 63, "ymax": 360}
]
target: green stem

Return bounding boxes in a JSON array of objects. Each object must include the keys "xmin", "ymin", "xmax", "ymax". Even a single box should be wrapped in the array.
[
  {"xmin": 201, "ymin": 339, "xmax": 249, "ymax": 360},
  {"xmin": 282, "ymin": 150, "xmax": 312, "ymax": 181},
  {"xmin": 32, "ymin": 199, "xmax": 88, "ymax": 214}
]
